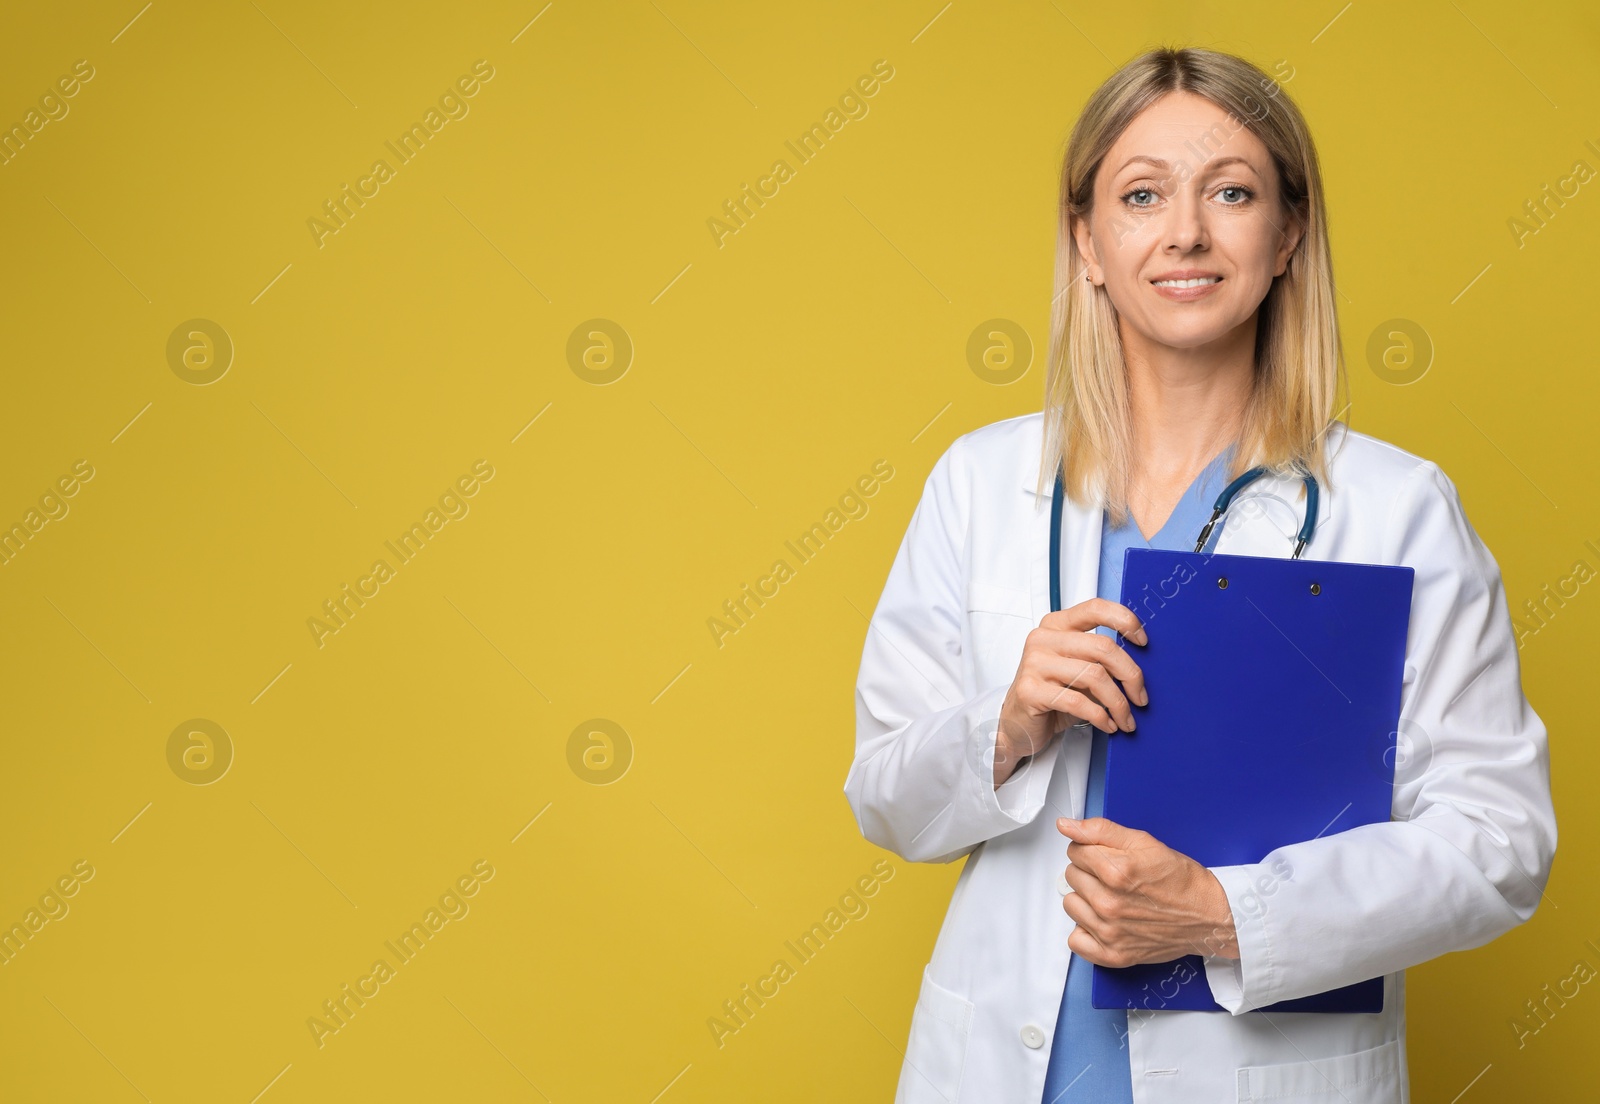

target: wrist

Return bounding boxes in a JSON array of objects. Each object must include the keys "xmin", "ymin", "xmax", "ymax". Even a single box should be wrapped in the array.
[
  {"xmin": 1200, "ymin": 869, "xmax": 1240, "ymax": 959},
  {"xmin": 992, "ymin": 710, "xmax": 1036, "ymax": 789},
  {"xmin": 992, "ymin": 729, "xmax": 1025, "ymax": 788}
]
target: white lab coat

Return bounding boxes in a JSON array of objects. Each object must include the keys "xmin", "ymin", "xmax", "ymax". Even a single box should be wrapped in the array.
[{"xmin": 844, "ymin": 412, "xmax": 1555, "ymax": 1104}]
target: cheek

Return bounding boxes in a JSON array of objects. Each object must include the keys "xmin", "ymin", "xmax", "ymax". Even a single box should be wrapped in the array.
[
  {"xmin": 1101, "ymin": 218, "xmax": 1159, "ymax": 269},
  {"xmin": 1235, "ymin": 263, "xmax": 1279, "ymax": 308},
  {"xmin": 1223, "ymin": 217, "xmax": 1288, "ymax": 279}
]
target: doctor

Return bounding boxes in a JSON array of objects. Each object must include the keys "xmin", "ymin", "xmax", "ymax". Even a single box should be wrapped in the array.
[{"xmin": 845, "ymin": 46, "xmax": 1555, "ymax": 1104}]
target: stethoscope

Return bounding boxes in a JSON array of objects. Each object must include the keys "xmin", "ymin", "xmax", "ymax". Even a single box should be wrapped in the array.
[{"xmin": 1049, "ymin": 465, "xmax": 1321, "ymax": 612}]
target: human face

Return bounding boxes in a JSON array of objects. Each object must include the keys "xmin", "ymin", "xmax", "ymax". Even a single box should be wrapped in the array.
[{"xmin": 1072, "ymin": 91, "xmax": 1303, "ymax": 354}]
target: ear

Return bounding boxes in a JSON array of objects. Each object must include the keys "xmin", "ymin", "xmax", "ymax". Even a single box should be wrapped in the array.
[
  {"xmin": 1274, "ymin": 208, "xmax": 1305, "ymax": 277},
  {"xmin": 1071, "ymin": 212, "xmax": 1100, "ymax": 284}
]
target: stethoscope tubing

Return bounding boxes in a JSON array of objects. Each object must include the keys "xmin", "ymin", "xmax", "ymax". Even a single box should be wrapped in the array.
[{"xmin": 1048, "ymin": 465, "xmax": 1321, "ymax": 614}]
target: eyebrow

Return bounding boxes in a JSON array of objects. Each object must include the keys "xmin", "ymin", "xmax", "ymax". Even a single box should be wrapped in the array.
[{"xmin": 1114, "ymin": 154, "xmax": 1261, "ymax": 176}]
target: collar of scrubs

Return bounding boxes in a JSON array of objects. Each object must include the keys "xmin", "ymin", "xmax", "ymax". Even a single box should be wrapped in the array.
[
  {"xmin": 1103, "ymin": 442, "xmax": 1239, "ymax": 550},
  {"xmin": 1029, "ymin": 430, "xmax": 1318, "ymax": 630},
  {"xmin": 1082, "ymin": 444, "xmax": 1237, "ymax": 629}
]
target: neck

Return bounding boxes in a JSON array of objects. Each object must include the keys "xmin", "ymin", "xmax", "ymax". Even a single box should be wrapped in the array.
[{"xmin": 1121, "ymin": 316, "xmax": 1256, "ymax": 480}]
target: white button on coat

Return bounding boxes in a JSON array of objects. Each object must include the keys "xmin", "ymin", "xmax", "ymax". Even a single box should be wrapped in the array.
[
  {"xmin": 1020, "ymin": 1024, "xmax": 1046, "ymax": 1049},
  {"xmin": 844, "ymin": 414, "xmax": 1555, "ymax": 1104}
]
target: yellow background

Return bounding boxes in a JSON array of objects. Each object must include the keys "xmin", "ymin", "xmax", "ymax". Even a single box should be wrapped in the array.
[{"xmin": 0, "ymin": 1, "xmax": 1594, "ymax": 1100}]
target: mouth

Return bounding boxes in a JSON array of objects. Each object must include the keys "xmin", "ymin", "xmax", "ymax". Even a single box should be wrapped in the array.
[
  {"xmin": 1149, "ymin": 272, "xmax": 1224, "ymax": 302},
  {"xmin": 1151, "ymin": 276, "xmax": 1223, "ymax": 288}
]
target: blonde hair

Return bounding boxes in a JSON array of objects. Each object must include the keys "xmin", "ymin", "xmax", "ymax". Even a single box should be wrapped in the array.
[{"xmin": 1038, "ymin": 47, "xmax": 1345, "ymax": 527}]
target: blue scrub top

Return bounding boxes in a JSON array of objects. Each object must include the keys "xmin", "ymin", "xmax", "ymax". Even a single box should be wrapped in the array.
[{"xmin": 1040, "ymin": 443, "xmax": 1234, "ymax": 1103}]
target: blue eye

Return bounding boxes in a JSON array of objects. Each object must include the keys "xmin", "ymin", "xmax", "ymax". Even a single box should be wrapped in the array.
[
  {"xmin": 1121, "ymin": 188, "xmax": 1158, "ymax": 207},
  {"xmin": 1217, "ymin": 186, "xmax": 1254, "ymax": 204}
]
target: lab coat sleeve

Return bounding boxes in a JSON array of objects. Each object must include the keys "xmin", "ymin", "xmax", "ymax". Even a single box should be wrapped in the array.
[
  {"xmin": 1201, "ymin": 459, "xmax": 1557, "ymax": 1013},
  {"xmin": 843, "ymin": 439, "xmax": 1058, "ymax": 864}
]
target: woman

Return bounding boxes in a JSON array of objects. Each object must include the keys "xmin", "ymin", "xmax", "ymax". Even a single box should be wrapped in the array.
[{"xmin": 844, "ymin": 47, "xmax": 1555, "ymax": 1104}]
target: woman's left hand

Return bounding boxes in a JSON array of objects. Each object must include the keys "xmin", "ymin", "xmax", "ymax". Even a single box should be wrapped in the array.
[{"xmin": 1056, "ymin": 816, "xmax": 1239, "ymax": 967}]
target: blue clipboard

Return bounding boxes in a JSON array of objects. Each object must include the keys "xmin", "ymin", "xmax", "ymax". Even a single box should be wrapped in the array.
[{"xmin": 1088, "ymin": 547, "xmax": 1414, "ymax": 1014}]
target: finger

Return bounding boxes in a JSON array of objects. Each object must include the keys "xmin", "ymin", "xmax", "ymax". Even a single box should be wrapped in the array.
[
  {"xmin": 1015, "ymin": 654, "xmax": 1117, "ymax": 733},
  {"xmin": 1061, "ymin": 860, "xmax": 1113, "ymax": 910},
  {"xmin": 1033, "ymin": 679, "xmax": 1117, "ymax": 734},
  {"xmin": 1079, "ymin": 632, "xmax": 1149, "ymax": 709},
  {"xmin": 1066, "ymin": 920, "xmax": 1116, "ymax": 966},
  {"xmin": 1058, "ymin": 816, "xmax": 1143, "ymax": 850},
  {"xmin": 1063, "ymin": 839, "xmax": 1115, "ymax": 883},
  {"xmin": 1042, "ymin": 598, "xmax": 1148, "ymax": 645},
  {"xmin": 1061, "ymin": 881, "xmax": 1106, "ymax": 938},
  {"xmin": 1019, "ymin": 636, "xmax": 1131, "ymax": 730},
  {"xmin": 1028, "ymin": 651, "xmax": 1136, "ymax": 732},
  {"xmin": 1028, "ymin": 627, "xmax": 1148, "ymax": 710},
  {"xmin": 1068, "ymin": 902, "xmax": 1120, "ymax": 960}
]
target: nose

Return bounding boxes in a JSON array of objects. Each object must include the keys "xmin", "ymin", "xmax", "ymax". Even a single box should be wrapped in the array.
[{"xmin": 1164, "ymin": 186, "xmax": 1209, "ymax": 255}]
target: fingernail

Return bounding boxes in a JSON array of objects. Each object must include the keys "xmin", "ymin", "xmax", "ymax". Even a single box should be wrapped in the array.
[
  {"xmin": 1139, "ymin": 690, "xmax": 1149, "ymax": 707},
  {"xmin": 1122, "ymin": 716, "xmax": 1136, "ymax": 732}
]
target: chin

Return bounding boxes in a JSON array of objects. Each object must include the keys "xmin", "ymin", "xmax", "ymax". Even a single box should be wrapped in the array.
[{"xmin": 1146, "ymin": 319, "xmax": 1241, "ymax": 350}]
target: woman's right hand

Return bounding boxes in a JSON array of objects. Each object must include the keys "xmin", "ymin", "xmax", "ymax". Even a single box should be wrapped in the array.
[{"xmin": 993, "ymin": 599, "xmax": 1149, "ymax": 787}]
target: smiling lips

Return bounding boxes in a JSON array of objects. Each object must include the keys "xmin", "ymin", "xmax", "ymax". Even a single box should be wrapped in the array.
[{"xmin": 1150, "ymin": 271, "xmax": 1223, "ymax": 300}]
